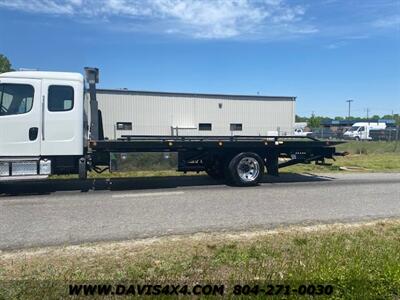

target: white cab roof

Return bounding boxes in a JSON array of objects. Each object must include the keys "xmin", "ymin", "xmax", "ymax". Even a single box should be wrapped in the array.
[{"xmin": 0, "ymin": 71, "xmax": 83, "ymax": 82}]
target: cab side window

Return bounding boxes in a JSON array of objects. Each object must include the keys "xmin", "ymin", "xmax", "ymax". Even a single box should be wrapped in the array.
[
  {"xmin": 0, "ymin": 84, "xmax": 34, "ymax": 116},
  {"xmin": 48, "ymin": 85, "xmax": 74, "ymax": 112},
  {"xmin": 359, "ymin": 126, "xmax": 365, "ymax": 131}
]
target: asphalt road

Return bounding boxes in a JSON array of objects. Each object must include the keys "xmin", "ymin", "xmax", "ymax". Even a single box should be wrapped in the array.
[{"xmin": 0, "ymin": 173, "xmax": 399, "ymax": 250}]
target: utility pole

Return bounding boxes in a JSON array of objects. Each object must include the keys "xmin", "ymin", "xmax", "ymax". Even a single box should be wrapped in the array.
[
  {"xmin": 366, "ymin": 108, "xmax": 369, "ymax": 119},
  {"xmin": 346, "ymin": 99, "xmax": 354, "ymax": 119}
]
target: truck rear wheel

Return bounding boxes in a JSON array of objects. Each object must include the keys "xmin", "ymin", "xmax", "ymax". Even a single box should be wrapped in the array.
[{"xmin": 227, "ymin": 152, "xmax": 264, "ymax": 186}]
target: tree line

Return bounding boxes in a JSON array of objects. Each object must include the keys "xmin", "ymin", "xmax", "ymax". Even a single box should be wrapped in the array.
[{"xmin": 296, "ymin": 114, "xmax": 400, "ymax": 128}]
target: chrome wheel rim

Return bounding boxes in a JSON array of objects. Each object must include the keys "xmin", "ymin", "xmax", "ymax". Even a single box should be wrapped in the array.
[{"xmin": 237, "ymin": 157, "xmax": 260, "ymax": 182}]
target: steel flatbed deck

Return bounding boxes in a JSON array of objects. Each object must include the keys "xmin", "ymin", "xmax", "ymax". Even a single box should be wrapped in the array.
[
  {"xmin": 82, "ymin": 68, "xmax": 346, "ymax": 186},
  {"xmin": 92, "ymin": 135, "xmax": 344, "ymax": 153}
]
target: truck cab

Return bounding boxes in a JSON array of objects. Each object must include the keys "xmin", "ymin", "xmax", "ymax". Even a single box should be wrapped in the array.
[{"xmin": 0, "ymin": 71, "xmax": 86, "ymax": 179}]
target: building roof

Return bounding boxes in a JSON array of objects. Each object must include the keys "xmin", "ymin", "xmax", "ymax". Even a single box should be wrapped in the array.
[
  {"xmin": 0, "ymin": 71, "xmax": 83, "ymax": 82},
  {"xmin": 96, "ymin": 88, "xmax": 296, "ymax": 101}
]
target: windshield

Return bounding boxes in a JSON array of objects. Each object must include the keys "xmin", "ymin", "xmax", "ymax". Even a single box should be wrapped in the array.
[{"xmin": 348, "ymin": 126, "xmax": 360, "ymax": 132}]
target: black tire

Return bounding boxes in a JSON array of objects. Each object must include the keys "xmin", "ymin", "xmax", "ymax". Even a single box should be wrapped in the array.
[
  {"xmin": 78, "ymin": 157, "xmax": 87, "ymax": 180},
  {"xmin": 226, "ymin": 152, "xmax": 264, "ymax": 187},
  {"xmin": 355, "ymin": 137, "xmax": 360, "ymax": 141}
]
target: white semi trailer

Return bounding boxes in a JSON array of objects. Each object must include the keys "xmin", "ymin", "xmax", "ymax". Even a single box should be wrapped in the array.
[{"xmin": 0, "ymin": 68, "xmax": 344, "ymax": 186}]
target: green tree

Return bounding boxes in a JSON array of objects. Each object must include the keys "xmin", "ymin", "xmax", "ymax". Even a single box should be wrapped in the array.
[
  {"xmin": 393, "ymin": 114, "xmax": 400, "ymax": 126},
  {"xmin": 0, "ymin": 54, "xmax": 13, "ymax": 73},
  {"xmin": 295, "ymin": 115, "xmax": 308, "ymax": 122},
  {"xmin": 308, "ymin": 114, "xmax": 320, "ymax": 128}
]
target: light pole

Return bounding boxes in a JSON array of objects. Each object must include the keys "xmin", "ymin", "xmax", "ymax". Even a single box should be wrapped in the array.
[{"xmin": 346, "ymin": 99, "xmax": 354, "ymax": 119}]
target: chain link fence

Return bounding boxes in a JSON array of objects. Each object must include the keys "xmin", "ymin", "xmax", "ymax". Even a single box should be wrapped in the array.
[{"xmin": 308, "ymin": 126, "xmax": 400, "ymax": 141}]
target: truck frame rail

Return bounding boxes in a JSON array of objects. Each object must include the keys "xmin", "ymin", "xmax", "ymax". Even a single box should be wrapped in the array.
[{"xmin": 89, "ymin": 135, "xmax": 345, "ymax": 186}]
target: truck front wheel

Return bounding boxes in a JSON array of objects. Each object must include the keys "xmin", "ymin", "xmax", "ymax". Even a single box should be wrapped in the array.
[{"xmin": 227, "ymin": 152, "xmax": 264, "ymax": 186}]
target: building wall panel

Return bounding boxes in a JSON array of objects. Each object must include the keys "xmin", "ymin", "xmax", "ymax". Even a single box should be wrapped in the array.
[{"xmin": 95, "ymin": 91, "xmax": 295, "ymax": 139}]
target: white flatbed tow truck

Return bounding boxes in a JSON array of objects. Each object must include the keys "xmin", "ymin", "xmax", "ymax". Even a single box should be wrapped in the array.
[{"xmin": 0, "ymin": 68, "xmax": 345, "ymax": 187}]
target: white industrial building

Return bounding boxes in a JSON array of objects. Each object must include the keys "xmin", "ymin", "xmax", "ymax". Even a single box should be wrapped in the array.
[{"xmin": 94, "ymin": 89, "xmax": 296, "ymax": 139}]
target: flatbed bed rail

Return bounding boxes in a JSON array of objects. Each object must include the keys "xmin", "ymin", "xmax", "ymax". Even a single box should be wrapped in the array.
[
  {"xmin": 90, "ymin": 135, "xmax": 344, "ymax": 153},
  {"xmin": 117, "ymin": 135, "xmax": 322, "ymax": 142}
]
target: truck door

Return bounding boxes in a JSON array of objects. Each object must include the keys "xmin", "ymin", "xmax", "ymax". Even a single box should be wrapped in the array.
[
  {"xmin": 359, "ymin": 126, "xmax": 367, "ymax": 140},
  {"xmin": 0, "ymin": 79, "xmax": 42, "ymax": 157},
  {"xmin": 40, "ymin": 79, "xmax": 84, "ymax": 156}
]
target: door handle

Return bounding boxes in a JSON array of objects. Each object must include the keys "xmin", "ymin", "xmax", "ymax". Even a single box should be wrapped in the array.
[
  {"xmin": 42, "ymin": 95, "xmax": 45, "ymax": 140},
  {"xmin": 29, "ymin": 127, "xmax": 39, "ymax": 141}
]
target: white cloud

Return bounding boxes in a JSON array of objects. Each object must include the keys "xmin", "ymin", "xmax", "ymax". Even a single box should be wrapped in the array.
[
  {"xmin": 0, "ymin": 0, "xmax": 77, "ymax": 14},
  {"xmin": 373, "ymin": 15, "xmax": 400, "ymax": 28},
  {"xmin": 325, "ymin": 41, "xmax": 347, "ymax": 49},
  {"xmin": 0, "ymin": 0, "xmax": 315, "ymax": 39}
]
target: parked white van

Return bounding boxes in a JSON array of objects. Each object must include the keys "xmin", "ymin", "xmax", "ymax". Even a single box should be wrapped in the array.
[{"xmin": 343, "ymin": 122, "xmax": 386, "ymax": 141}]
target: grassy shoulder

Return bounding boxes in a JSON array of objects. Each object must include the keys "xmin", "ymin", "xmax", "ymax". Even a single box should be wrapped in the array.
[
  {"xmin": 335, "ymin": 140, "xmax": 400, "ymax": 155},
  {"xmin": 284, "ymin": 141, "xmax": 400, "ymax": 173},
  {"xmin": 282, "ymin": 153, "xmax": 400, "ymax": 173},
  {"xmin": 1, "ymin": 220, "xmax": 399, "ymax": 299}
]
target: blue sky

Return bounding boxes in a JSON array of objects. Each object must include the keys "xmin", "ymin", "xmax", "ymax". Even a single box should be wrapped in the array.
[{"xmin": 0, "ymin": 0, "xmax": 399, "ymax": 117}]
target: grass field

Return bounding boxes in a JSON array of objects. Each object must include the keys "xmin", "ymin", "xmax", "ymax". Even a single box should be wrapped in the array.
[
  {"xmin": 285, "ymin": 141, "xmax": 400, "ymax": 173},
  {"xmin": 335, "ymin": 140, "xmax": 400, "ymax": 154},
  {"xmin": 1, "ymin": 219, "xmax": 399, "ymax": 299},
  {"xmin": 283, "ymin": 153, "xmax": 400, "ymax": 173}
]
